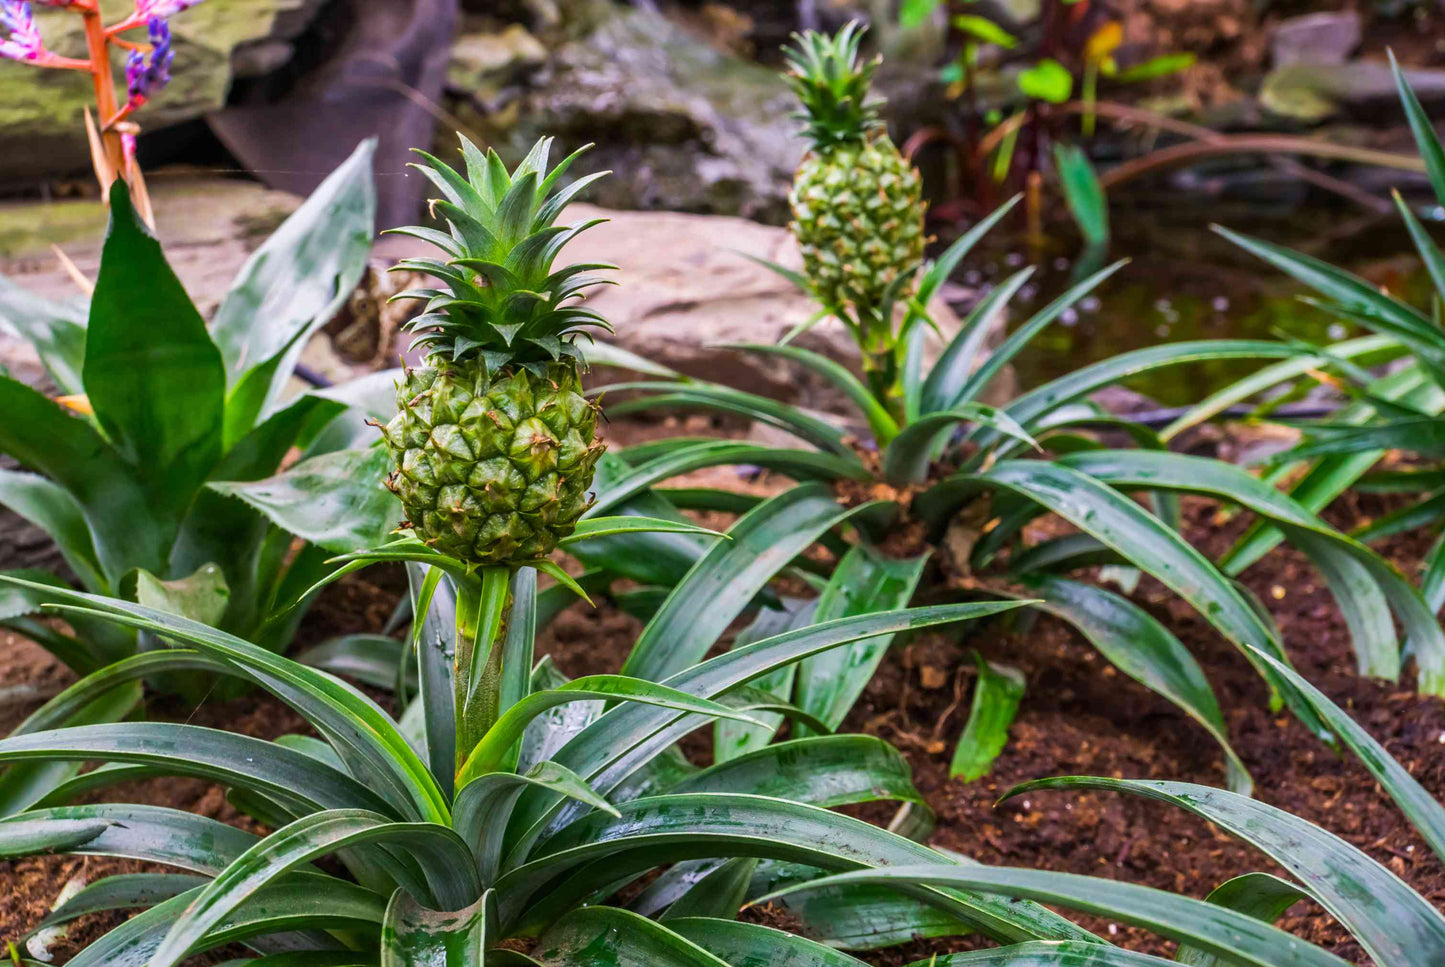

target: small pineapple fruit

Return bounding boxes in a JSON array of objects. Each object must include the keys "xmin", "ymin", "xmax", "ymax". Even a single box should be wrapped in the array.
[
  {"xmin": 382, "ymin": 137, "xmax": 613, "ymax": 565},
  {"xmin": 784, "ymin": 22, "xmax": 925, "ymax": 317}
]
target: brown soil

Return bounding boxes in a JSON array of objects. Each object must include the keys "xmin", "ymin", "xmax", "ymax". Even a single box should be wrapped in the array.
[{"xmin": 3, "ymin": 420, "xmax": 1444, "ymax": 965}]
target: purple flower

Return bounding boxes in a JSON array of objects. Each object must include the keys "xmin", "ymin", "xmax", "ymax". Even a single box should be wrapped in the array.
[
  {"xmin": 0, "ymin": 1, "xmax": 44, "ymax": 63},
  {"xmin": 125, "ymin": 17, "xmax": 173, "ymax": 108}
]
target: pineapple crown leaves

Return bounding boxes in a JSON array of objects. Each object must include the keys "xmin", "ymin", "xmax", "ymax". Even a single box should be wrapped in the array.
[
  {"xmin": 384, "ymin": 135, "xmax": 617, "ymax": 377},
  {"xmin": 782, "ymin": 21, "xmax": 885, "ymax": 150}
]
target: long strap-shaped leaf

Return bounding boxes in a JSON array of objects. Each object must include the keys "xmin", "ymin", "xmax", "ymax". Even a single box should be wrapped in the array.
[
  {"xmin": 596, "ymin": 382, "xmax": 857, "ymax": 457},
  {"xmin": 723, "ymin": 343, "xmax": 900, "ymax": 444},
  {"xmin": 916, "ymin": 461, "xmax": 1326, "ymax": 736},
  {"xmin": 793, "ymin": 546, "xmax": 929, "ymax": 736},
  {"xmin": 1009, "ymin": 776, "xmax": 1445, "ymax": 967},
  {"xmin": 532, "ymin": 906, "xmax": 728, "ymax": 967},
  {"xmin": 0, "ymin": 469, "xmax": 107, "ymax": 594},
  {"xmin": 1175, "ymin": 873, "xmax": 1313, "ymax": 967},
  {"xmin": 457, "ymin": 676, "xmax": 767, "ymax": 783},
  {"xmin": 667, "ymin": 916, "xmax": 870, "ymax": 966},
  {"xmin": 623, "ymin": 483, "xmax": 881, "ymax": 682},
  {"xmin": 1010, "ymin": 576, "xmax": 1250, "ymax": 795},
  {"xmin": 586, "ymin": 442, "xmax": 868, "ymax": 519},
  {"xmin": 0, "ymin": 577, "xmax": 448, "ymax": 823},
  {"xmin": 1247, "ymin": 647, "xmax": 1445, "ymax": 865},
  {"xmin": 883, "ymin": 404, "xmax": 1036, "ymax": 486},
  {"xmin": 500, "ymin": 792, "xmax": 1094, "ymax": 946},
  {"xmin": 666, "ymin": 735, "xmax": 925, "ymax": 810},
  {"xmin": 1060, "ymin": 449, "xmax": 1445, "ymax": 693},
  {"xmin": 919, "ymin": 265, "xmax": 1035, "ymax": 418},
  {"xmin": 915, "ymin": 942, "xmax": 1196, "ymax": 965},
  {"xmin": 0, "ymin": 723, "xmax": 392, "ymax": 816},
  {"xmin": 381, "ymin": 888, "xmax": 495, "ymax": 967},
  {"xmin": 150, "ymin": 811, "xmax": 479, "ymax": 967},
  {"xmin": 66, "ymin": 873, "xmax": 384, "ymax": 967},
  {"xmin": 23, "ymin": 873, "xmax": 207, "ymax": 940},
  {"xmin": 0, "ymin": 803, "xmax": 258, "ymax": 873},
  {"xmin": 756, "ymin": 865, "xmax": 1348, "ymax": 967}
]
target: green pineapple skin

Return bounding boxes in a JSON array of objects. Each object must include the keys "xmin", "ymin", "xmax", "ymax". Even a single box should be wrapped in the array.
[
  {"xmin": 789, "ymin": 133, "xmax": 925, "ymax": 313},
  {"xmin": 383, "ymin": 360, "xmax": 603, "ymax": 565}
]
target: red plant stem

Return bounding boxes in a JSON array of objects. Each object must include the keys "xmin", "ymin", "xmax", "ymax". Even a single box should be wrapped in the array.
[{"xmin": 79, "ymin": 3, "xmax": 125, "ymax": 176}]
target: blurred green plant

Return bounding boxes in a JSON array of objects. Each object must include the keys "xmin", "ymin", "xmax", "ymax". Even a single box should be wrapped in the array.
[
  {"xmin": 1171, "ymin": 58, "xmax": 1445, "ymax": 618},
  {"xmin": 0, "ymin": 141, "xmax": 394, "ymax": 689}
]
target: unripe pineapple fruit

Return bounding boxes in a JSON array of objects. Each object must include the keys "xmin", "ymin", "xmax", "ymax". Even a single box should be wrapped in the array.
[
  {"xmin": 382, "ymin": 137, "xmax": 612, "ymax": 565},
  {"xmin": 784, "ymin": 23, "xmax": 925, "ymax": 313}
]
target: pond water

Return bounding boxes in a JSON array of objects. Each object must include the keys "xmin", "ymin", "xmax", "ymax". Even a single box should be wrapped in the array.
[{"xmin": 959, "ymin": 187, "xmax": 1440, "ymax": 407}]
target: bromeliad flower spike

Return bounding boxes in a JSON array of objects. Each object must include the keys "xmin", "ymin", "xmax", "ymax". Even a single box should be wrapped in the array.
[{"xmin": 0, "ymin": 0, "xmax": 208, "ymax": 225}]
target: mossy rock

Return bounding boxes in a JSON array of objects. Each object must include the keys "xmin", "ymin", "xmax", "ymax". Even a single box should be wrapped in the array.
[{"xmin": 0, "ymin": 0, "xmax": 322, "ymax": 181}]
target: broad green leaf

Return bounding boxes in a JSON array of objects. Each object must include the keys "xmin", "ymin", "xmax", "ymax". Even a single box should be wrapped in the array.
[
  {"xmin": 135, "ymin": 562, "xmax": 230, "ymax": 628},
  {"xmin": 0, "ymin": 272, "xmax": 87, "ymax": 395},
  {"xmin": 953, "ymin": 14, "xmax": 1017, "ymax": 47},
  {"xmin": 1012, "ymin": 576, "xmax": 1249, "ymax": 794},
  {"xmin": 1018, "ymin": 59, "xmax": 1074, "ymax": 103},
  {"xmin": 409, "ymin": 564, "xmax": 457, "ymax": 795},
  {"xmin": 213, "ymin": 141, "xmax": 376, "ymax": 440},
  {"xmin": 0, "ymin": 469, "xmax": 104, "ymax": 592},
  {"xmin": 85, "ymin": 181, "xmax": 225, "ymax": 519},
  {"xmin": 381, "ymin": 888, "xmax": 493, "ymax": 967},
  {"xmin": 1176, "ymin": 873, "xmax": 1310, "ymax": 967},
  {"xmin": 533, "ymin": 906, "xmax": 728, "ymax": 967},
  {"xmin": 949, "ymin": 653, "xmax": 1025, "ymax": 782},
  {"xmin": 1054, "ymin": 144, "xmax": 1108, "ymax": 247},
  {"xmin": 151, "ymin": 810, "xmax": 479, "ymax": 967},
  {"xmin": 622, "ymin": 484, "xmax": 878, "ymax": 683},
  {"xmin": 794, "ymin": 546, "xmax": 928, "ymax": 735},
  {"xmin": 758, "ymin": 865, "xmax": 1346, "ymax": 967},
  {"xmin": 0, "ymin": 375, "xmax": 163, "ymax": 583},
  {"xmin": 0, "ymin": 804, "xmax": 257, "ymax": 873},
  {"xmin": 210, "ymin": 447, "xmax": 398, "ymax": 554},
  {"xmin": 1009, "ymin": 776, "xmax": 1445, "ymax": 966}
]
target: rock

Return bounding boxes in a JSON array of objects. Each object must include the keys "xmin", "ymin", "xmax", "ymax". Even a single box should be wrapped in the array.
[
  {"xmin": 1270, "ymin": 11, "xmax": 1361, "ymax": 68},
  {"xmin": 0, "ymin": 0, "xmax": 327, "ymax": 182},
  {"xmin": 465, "ymin": 7, "xmax": 803, "ymax": 222},
  {"xmin": 0, "ymin": 177, "xmax": 300, "ymax": 311},
  {"xmin": 447, "ymin": 24, "xmax": 548, "ymax": 96},
  {"xmin": 376, "ymin": 203, "xmax": 993, "ymax": 416},
  {"xmin": 1260, "ymin": 61, "xmax": 1445, "ymax": 124}
]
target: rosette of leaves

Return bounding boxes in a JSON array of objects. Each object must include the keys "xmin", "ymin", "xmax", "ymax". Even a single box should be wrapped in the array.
[
  {"xmin": 568, "ymin": 198, "xmax": 1445, "ymax": 796},
  {"xmin": 1, "ymin": 582, "xmax": 1431, "ymax": 966},
  {"xmin": 1170, "ymin": 62, "xmax": 1445, "ymax": 618},
  {"xmin": 0, "ymin": 564, "xmax": 1094, "ymax": 965},
  {"xmin": 0, "ymin": 141, "xmax": 400, "ymax": 689}
]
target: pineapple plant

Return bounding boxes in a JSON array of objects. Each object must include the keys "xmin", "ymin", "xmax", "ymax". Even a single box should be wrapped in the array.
[
  {"xmin": 784, "ymin": 21, "xmax": 926, "ymax": 408},
  {"xmin": 383, "ymin": 137, "xmax": 612, "ymax": 566}
]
